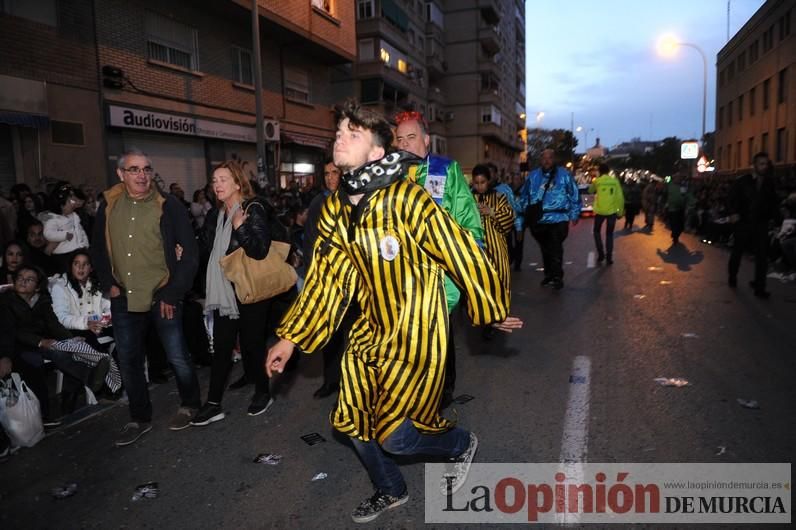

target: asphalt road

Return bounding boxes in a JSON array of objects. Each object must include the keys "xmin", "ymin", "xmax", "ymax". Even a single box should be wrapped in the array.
[{"xmin": 2, "ymin": 219, "xmax": 794, "ymax": 529}]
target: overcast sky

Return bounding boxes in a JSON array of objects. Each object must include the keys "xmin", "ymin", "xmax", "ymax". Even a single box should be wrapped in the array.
[{"xmin": 524, "ymin": 0, "xmax": 766, "ymax": 148}]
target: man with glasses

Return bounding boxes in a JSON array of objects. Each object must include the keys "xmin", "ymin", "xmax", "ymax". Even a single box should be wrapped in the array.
[{"xmin": 92, "ymin": 148, "xmax": 201, "ymax": 446}]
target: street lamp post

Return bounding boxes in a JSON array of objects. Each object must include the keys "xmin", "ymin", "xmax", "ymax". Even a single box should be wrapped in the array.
[
  {"xmin": 657, "ymin": 34, "xmax": 708, "ymax": 141},
  {"xmin": 576, "ymin": 126, "xmax": 593, "ymax": 151}
]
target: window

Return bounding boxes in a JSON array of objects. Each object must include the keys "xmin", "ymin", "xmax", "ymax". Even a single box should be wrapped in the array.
[
  {"xmin": 311, "ymin": 0, "xmax": 334, "ymax": 17},
  {"xmin": 727, "ymin": 143, "xmax": 733, "ymax": 169},
  {"xmin": 779, "ymin": 10, "xmax": 791, "ymax": 41},
  {"xmin": 232, "ymin": 47, "xmax": 253, "ymax": 85},
  {"xmin": 763, "ymin": 25, "xmax": 774, "ymax": 52},
  {"xmin": 145, "ymin": 11, "xmax": 199, "ymax": 70},
  {"xmin": 719, "ymin": 69, "xmax": 726, "ymax": 88},
  {"xmin": 718, "ymin": 106, "xmax": 724, "ymax": 129},
  {"xmin": 736, "ymin": 141, "xmax": 741, "ymax": 168},
  {"xmin": 50, "ymin": 121, "xmax": 84, "ymax": 146},
  {"xmin": 358, "ymin": 38, "xmax": 374, "ymax": 61},
  {"xmin": 738, "ymin": 94, "xmax": 743, "ymax": 121},
  {"xmin": 749, "ymin": 39, "xmax": 759, "ymax": 63},
  {"xmin": 356, "ymin": 0, "xmax": 374, "ymax": 19},
  {"xmin": 761, "ymin": 132, "xmax": 769, "ymax": 153},
  {"xmin": 397, "ymin": 59, "xmax": 408, "ymax": 74},
  {"xmin": 737, "ymin": 51, "xmax": 746, "ymax": 72},
  {"xmin": 717, "ymin": 146, "xmax": 723, "ymax": 167},
  {"xmin": 727, "ymin": 100, "xmax": 733, "ymax": 126},
  {"xmin": 0, "ymin": 0, "xmax": 56, "ymax": 26},
  {"xmin": 426, "ymin": 1, "xmax": 444, "ymax": 28},
  {"xmin": 747, "ymin": 137, "xmax": 754, "ymax": 166},
  {"xmin": 749, "ymin": 86, "xmax": 756, "ymax": 116},
  {"xmin": 727, "ymin": 60, "xmax": 735, "ymax": 80},
  {"xmin": 763, "ymin": 78, "xmax": 771, "ymax": 110},
  {"xmin": 284, "ymin": 67, "xmax": 310, "ymax": 103},
  {"xmin": 481, "ymin": 105, "xmax": 501, "ymax": 125},
  {"xmin": 775, "ymin": 128, "xmax": 787, "ymax": 162},
  {"xmin": 778, "ymin": 68, "xmax": 788, "ymax": 104}
]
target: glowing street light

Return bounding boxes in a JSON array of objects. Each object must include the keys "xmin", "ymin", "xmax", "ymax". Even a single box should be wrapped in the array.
[
  {"xmin": 535, "ymin": 111, "xmax": 545, "ymax": 125},
  {"xmin": 656, "ymin": 33, "xmax": 707, "ymax": 140}
]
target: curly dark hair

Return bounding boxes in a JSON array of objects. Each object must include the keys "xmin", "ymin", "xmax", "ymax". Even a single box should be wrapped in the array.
[{"xmin": 334, "ymin": 99, "xmax": 394, "ymax": 150}]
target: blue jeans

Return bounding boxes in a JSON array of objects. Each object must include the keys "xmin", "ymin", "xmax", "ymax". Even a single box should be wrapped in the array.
[
  {"xmin": 111, "ymin": 296, "xmax": 201, "ymax": 422},
  {"xmin": 350, "ymin": 418, "xmax": 471, "ymax": 497}
]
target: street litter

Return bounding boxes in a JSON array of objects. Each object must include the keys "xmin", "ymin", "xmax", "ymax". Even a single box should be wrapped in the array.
[
  {"xmin": 565, "ymin": 261, "xmax": 573, "ymax": 265},
  {"xmin": 51, "ymin": 482, "xmax": 78, "ymax": 500},
  {"xmin": 648, "ymin": 266, "xmax": 663, "ymax": 272},
  {"xmin": 736, "ymin": 398, "xmax": 760, "ymax": 409},
  {"xmin": 311, "ymin": 472, "xmax": 328, "ymax": 482},
  {"xmin": 715, "ymin": 446, "xmax": 727, "ymax": 456},
  {"xmin": 535, "ymin": 267, "xmax": 545, "ymax": 272},
  {"xmin": 653, "ymin": 377, "xmax": 690, "ymax": 387},
  {"xmin": 681, "ymin": 333, "xmax": 699, "ymax": 339},
  {"xmin": 300, "ymin": 433, "xmax": 326, "ymax": 446},
  {"xmin": 529, "ymin": 262, "xmax": 538, "ymax": 266},
  {"xmin": 659, "ymin": 280, "xmax": 673, "ymax": 285},
  {"xmin": 253, "ymin": 453, "xmax": 282, "ymax": 465},
  {"xmin": 633, "ymin": 294, "xmax": 646, "ymax": 299},
  {"xmin": 131, "ymin": 482, "xmax": 159, "ymax": 501},
  {"xmin": 452, "ymin": 394, "xmax": 475, "ymax": 404},
  {"xmin": 587, "ymin": 251, "xmax": 596, "ymax": 268}
]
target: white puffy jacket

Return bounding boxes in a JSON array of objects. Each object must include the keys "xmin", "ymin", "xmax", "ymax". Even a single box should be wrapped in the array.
[
  {"xmin": 49, "ymin": 274, "xmax": 111, "ymax": 331},
  {"xmin": 41, "ymin": 211, "xmax": 90, "ymax": 254}
]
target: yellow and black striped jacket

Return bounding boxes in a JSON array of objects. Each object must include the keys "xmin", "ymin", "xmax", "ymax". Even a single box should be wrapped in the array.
[
  {"xmin": 475, "ymin": 190, "xmax": 515, "ymax": 294},
  {"xmin": 277, "ymin": 178, "xmax": 509, "ymax": 443}
]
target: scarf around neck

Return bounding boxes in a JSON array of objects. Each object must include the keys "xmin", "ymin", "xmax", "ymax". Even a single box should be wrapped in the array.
[
  {"xmin": 205, "ymin": 203, "xmax": 241, "ymax": 319},
  {"xmin": 340, "ymin": 150, "xmax": 423, "ymax": 195}
]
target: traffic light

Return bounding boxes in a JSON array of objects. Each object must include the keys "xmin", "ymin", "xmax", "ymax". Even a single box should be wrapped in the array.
[{"xmin": 102, "ymin": 65, "xmax": 125, "ymax": 89}]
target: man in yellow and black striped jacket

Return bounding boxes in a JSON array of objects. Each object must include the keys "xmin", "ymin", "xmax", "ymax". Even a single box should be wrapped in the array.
[{"xmin": 267, "ymin": 100, "xmax": 522, "ymax": 523}]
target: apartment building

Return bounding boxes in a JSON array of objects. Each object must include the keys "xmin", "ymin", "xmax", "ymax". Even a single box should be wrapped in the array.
[{"xmin": 715, "ymin": 0, "xmax": 794, "ymax": 177}]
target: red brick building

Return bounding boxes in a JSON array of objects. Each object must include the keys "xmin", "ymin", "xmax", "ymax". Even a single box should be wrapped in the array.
[{"xmin": 0, "ymin": 0, "xmax": 356, "ymax": 194}]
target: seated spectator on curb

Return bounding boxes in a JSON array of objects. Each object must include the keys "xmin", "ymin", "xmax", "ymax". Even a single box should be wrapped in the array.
[
  {"xmin": 40, "ymin": 183, "xmax": 90, "ymax": 272},
  {"xmin": 1, "ymin": 241, "xmax": 26, "ymax": 288},
  {"xmin": 0, "ymin": 265, "xmax": 110, "ymax": 422},
  {"xmin": 49, "ymin": 249, "xmax": 113, "ymax": 353},
  {"xmin": 24, "ymin": 220, "xmax": 60, "ymax": 277}
]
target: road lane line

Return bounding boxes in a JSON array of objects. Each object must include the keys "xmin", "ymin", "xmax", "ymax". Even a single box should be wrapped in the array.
[{"xmin": 556, "ymin": 355, "xmax": 591, "ymax": 525}]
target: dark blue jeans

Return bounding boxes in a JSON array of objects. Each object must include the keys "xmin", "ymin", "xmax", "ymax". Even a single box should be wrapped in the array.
[
  {"xmin": 350, "ymin": 418, "xmax": 471, "ymax": 497},
  {"xmin": 593, "ymin": 214, "xmax": 617, "ymax": 259},
  {"xmin": 111, "ymin": 297, "xmax": 201, "ymax": 422}
]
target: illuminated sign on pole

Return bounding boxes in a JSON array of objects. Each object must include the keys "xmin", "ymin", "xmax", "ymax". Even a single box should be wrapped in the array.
[{"xmin": 680, "ymin": 141, "xmax": 699, "ymax": 159}]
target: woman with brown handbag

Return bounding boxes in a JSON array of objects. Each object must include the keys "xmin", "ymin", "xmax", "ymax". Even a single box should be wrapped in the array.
[{"xmin": 191, "ymin": 160, "xmax": 288, "ymax": 426}]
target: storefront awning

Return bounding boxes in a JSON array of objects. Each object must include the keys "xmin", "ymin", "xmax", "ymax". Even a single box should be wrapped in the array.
[
  {"xmin": 282, "ymin": 131, "xmax": 332, "ymax": 151},
  {"xmin": 0, "ymin": 111, "xmax": 49, "ymax": 128}
]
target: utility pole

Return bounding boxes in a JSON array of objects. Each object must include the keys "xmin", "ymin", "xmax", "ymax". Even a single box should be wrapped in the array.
[
  {"xmin": 727, "ymin": 0, "xmax": 731, "ymax": 42},
  {"xmin": 252, "ymin": 0, "xmax": 266, "ymax": 186}
]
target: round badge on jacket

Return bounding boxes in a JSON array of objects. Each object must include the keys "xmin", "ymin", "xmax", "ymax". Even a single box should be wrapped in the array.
[{"xmin": 379, "ymin": 234, "xmax": 400, "ymax": 261}]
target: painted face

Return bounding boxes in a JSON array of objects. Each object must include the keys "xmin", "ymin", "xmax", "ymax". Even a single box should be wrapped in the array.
[
  {"xmin": 323, "ymin": 163, "xmax": 341, "ymax": 192},
  {"xmin": 71, "ymin": 254, "xmax": 92, "ymax": 283},
  {"xmin": 117, "ymin": 154, "xmax": 153, "ymax": 198},
  {"xmin": 395, "ymin": 120, "xmax": 428, "ymax": 158},
  {"xmin": 212, "ymin": 167, "xmax": 241, "ymax": 204},
  {"xmin": 472, "ymin": 174, "xmax": 490, "ymax": 195},
  {"xmin": 4, "ymin": 244, "xmax": 24, "ymax": 271},
  {"xmin": 333, "ymin": 118, "xmax": 382, "ymax": 172}
]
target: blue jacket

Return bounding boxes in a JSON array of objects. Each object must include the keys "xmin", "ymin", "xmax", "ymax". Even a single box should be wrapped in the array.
[{"xmin": 519, "ymin": 166, "xmax": 581, "ymax": 224}]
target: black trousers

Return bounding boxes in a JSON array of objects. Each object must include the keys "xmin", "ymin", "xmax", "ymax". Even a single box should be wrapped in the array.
[
  {"xmin": 593, "ymin": 214, "xmax": 617, "ymax": 259},
  {"xmin": 16, "ymin": 350, "xmax": 91, "ymax": 419},
  {"xmin": 669, "ymin": 209, "xmax": 685, "ymax": 241},
  {"xmin": 728, "ymin": 223, "xmax": 769, "ymax": 290},
  {"xmin": 443, "ymin": 319, "xmax": 457, "ymax": 397},
  {"xmin": 531, "ymin": 221, "xmax": 569, "ymax": 281},
  {"xmin": 508, "ymin": 229, "xmax": 524, "ymax": 269},
  {"xmin": 624, "ymin": 207, "xmax": 639, "ymax": 229},
  {"xmin": 320, "ymin": 305, "xmax": 359, "ymax": 388}
]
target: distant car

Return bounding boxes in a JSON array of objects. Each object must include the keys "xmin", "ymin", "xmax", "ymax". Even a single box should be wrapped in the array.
[{"xmin": 578, "ymin": 185, "xmax": 595, "ymax": 217}]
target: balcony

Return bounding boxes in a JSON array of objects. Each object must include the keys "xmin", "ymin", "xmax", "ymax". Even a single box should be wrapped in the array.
[
  {"xmin": 479, "ymin": 25, "xmax": 501, "ymax": 55},
  {"xmin": 479, "ymin": 88, "xmax": 501, "ymax": 107},
  {"xmin": 428, "ymin": 85, "xmax": 446, "ymax": 105},
  {"xmin": 357, "ymin": 18, "xmax": 408, "ymax": 51},
  {"xmin": 479, "ymin": 121, "xmax": 504, "ymax": 141},
  {"xmin": 355, "ymin": 60, "xmax": 416, "ymax": 95},
  {"xmin": 425, "ymin": 21, "xmax": 444, "ymax": 44},
  {"xmin": 427, "ymin": 52, "xmax": 447, "ymax": 80},
  {"xmin": 479, "ymin": 0, "xmax": 501, "ymax": 25},
  {"xmin": 478, "ymin": 57, "xmax": 500, "ymax": 78}
]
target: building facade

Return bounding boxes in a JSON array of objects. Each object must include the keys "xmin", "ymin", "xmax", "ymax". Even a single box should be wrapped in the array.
[
  {"xmin": 351, "ymin": 0, "xmax": 526, "ymax": 178},
  {"xmin": 0, "ymin": 0, "xmax": 356, "ymax": 194},
  {"xmin": 715, "ymin": 0, "xmax": 794, "ymax": 179}
]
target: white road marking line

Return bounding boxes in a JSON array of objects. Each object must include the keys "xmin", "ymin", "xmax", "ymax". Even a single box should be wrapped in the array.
[
  {"xmin": 556, "ymin": 355, "xmax": 591, "ymax": 525},
  {"xmin": 587, "ymin": 251, "xmax": 596, "ymax": 268}
]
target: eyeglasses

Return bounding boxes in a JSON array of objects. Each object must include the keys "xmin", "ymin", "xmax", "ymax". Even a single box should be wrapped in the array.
[
  {"xmin": 123, "ymin": 166, "xmax": 154, "ymax": 176},
  {"xmin": 16, "ymin": 276, "xmax": 38, "ymax": 285}
]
